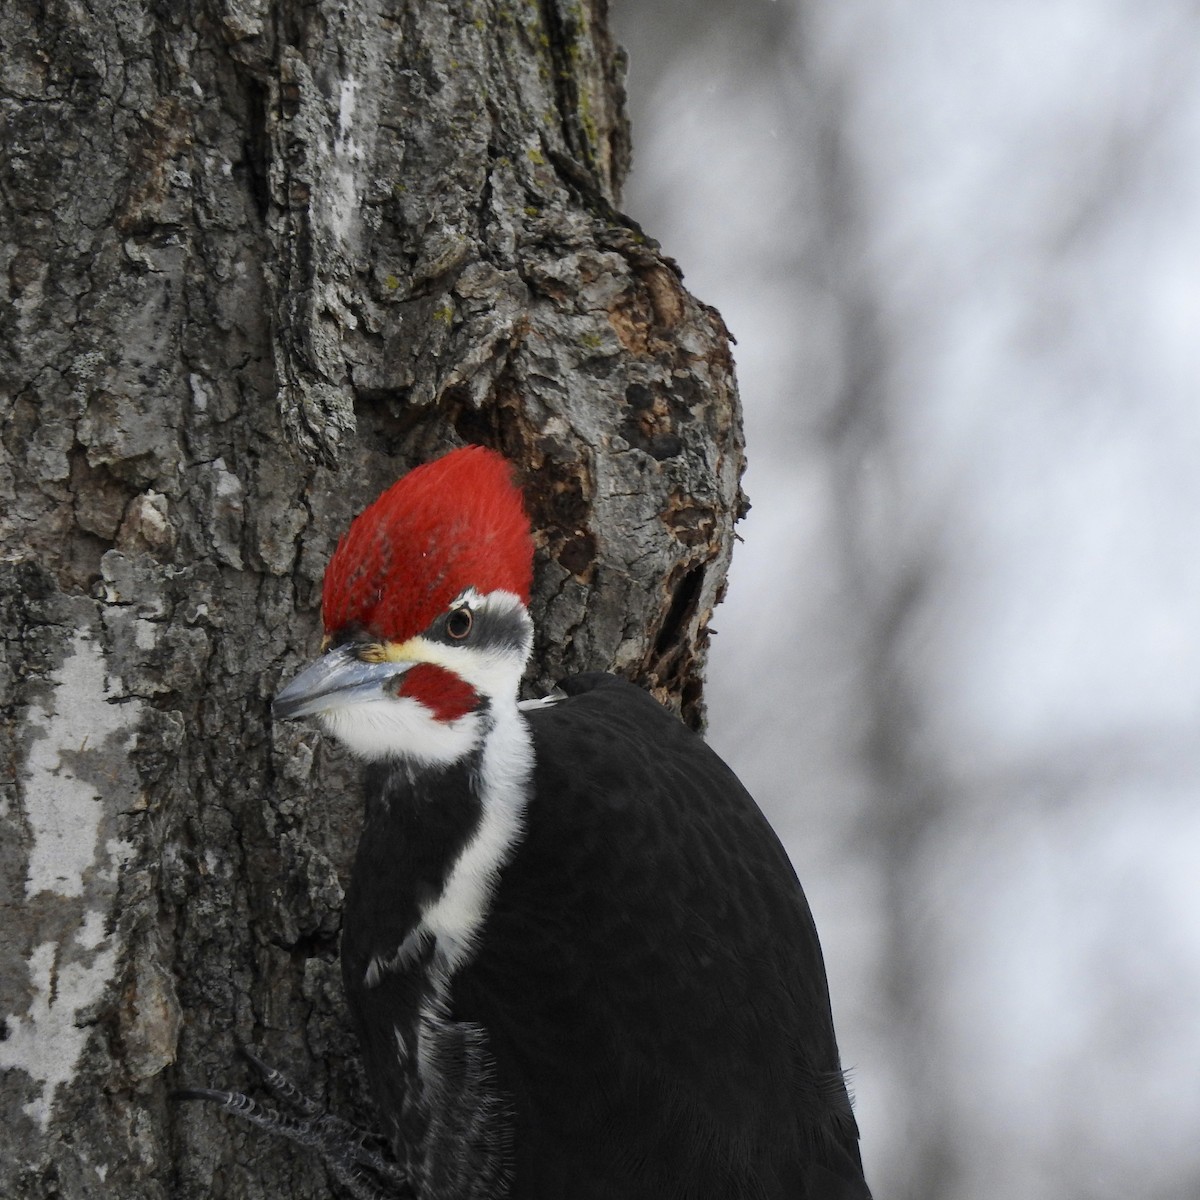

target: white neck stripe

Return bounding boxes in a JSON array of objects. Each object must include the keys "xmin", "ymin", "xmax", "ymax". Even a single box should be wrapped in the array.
[{"xmin": 418, "ymin": 701, "xmax": 532, "ymax": 972}]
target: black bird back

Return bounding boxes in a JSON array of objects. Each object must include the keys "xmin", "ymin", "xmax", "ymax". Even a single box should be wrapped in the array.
[{"xmin": 342, "ymin": 673, "xmax": 871, "ymax": 1199}]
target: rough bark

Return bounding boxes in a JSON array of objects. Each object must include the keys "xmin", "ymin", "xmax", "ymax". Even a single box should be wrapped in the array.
[{"xmin": 0, "ymin": 1, "xmax": 744, "ymax": 1196}]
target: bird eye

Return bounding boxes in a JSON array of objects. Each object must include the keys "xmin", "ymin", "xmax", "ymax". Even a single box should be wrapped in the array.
[{"xmin": 445, "ymin": 607, "xmax": 473, "ymax": 640}]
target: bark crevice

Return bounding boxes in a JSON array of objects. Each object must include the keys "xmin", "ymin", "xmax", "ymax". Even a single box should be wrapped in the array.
[{"xmin": 0, "ymin": 2, "xmax": 743, "ymax": 1194}]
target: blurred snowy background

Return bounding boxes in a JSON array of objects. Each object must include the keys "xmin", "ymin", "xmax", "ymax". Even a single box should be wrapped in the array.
[{"xmin": 611, "ymin": 3, "xmax": 1200, "ymax": 1198}]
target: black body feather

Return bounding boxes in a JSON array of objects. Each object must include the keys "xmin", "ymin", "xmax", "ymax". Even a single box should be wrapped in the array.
[{"xmin": 340, "ymin": 674, "xmax": 871, "ymax": 1200}]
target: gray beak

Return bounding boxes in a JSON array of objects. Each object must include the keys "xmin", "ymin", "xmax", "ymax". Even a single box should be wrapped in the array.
[{"xmin": 273, "ymin": 644, "xmax": 413, "ymax": 721}]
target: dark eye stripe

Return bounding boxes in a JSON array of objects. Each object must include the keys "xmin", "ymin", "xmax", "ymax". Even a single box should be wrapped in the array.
[{"xmin": 429, "ymin": 602, "xmax": 528, "ymax": 655}]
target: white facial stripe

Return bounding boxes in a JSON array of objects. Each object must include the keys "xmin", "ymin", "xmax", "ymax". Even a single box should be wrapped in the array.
[
  {"xmin": 397, "ymin": 590, "xmax": 532, "ymax": 702},
  {"xmin": 403, "ymin": 639, "xmax": 526, "ymax": 699},
  {"xmin": 303, "ymin": 591, "xmax": 531, "ymax": 763},
  {"xmin": 319, "ymin": 696, "xmax": 481, "ymax": 765}
]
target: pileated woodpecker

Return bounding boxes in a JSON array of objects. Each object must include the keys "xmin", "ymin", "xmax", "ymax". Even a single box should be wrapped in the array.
[{"xmin": 187, "ymin": 447, "xmax": 871, "ymax": 1200}]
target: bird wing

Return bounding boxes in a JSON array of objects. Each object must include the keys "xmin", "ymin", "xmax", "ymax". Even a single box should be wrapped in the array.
[{"xmin": 455, "ymin": 673, "xmax": 870, "ymax": 1200}]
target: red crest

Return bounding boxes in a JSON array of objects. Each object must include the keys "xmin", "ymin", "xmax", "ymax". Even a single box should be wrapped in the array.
[{"xmin": 322, "ymin": 447, "xmax": 534, "ymax": 641}]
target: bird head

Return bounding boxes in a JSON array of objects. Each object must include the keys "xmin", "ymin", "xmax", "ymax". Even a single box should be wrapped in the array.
[{"xmin": 273, "ymin": 446, "xmax": 535, "ymax": 764}]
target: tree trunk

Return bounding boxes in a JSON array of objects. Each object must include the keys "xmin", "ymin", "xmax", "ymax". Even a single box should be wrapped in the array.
[{"xmin": 0, "ymin": 1, "xmax": 743, "ymax": 1196}]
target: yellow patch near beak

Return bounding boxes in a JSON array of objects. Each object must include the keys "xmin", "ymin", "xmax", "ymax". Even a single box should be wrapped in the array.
[
  {"xmin": 366, "ymin": 638, "xmax": 442, "ymax": 666},
  {"xmin": 320, "ymin": 636, "xmax": 452, "ymax": 669}
]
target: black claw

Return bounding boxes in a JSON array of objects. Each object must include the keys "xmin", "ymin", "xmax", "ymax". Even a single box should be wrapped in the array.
[
  {"xmin": 239, "ymin": 1046, "xmax": 326, "ymax": 1119},
  {"xmin": 174, "ymin": 1056, "xmax": 411, "ymax": 1200}
]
